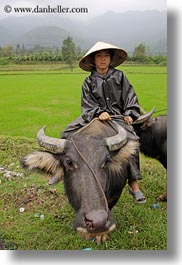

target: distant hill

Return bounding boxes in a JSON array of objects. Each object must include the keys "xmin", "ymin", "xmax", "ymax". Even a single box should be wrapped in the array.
[
  {"xmin": 0, "ymin": 10, "xmax": 167, "ymax": 54},
  {"xmin": 15, "ymin": 26, "xmax": 70, "ymax": 48}
]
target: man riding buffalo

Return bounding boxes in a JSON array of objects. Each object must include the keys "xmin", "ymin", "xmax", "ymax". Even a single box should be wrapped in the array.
[{"xmin": 62, "ymin": 41, "xmax": 146, "ymax": 203}]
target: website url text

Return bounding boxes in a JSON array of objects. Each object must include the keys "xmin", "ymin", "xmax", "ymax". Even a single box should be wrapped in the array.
[{"xmin": 4, "ymin": 5, "xmax": 89, "ymax": 15}]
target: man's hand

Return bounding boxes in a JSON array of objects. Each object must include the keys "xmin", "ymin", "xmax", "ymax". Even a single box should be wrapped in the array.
[
  {"xmin": 99, "ymin": 112, "xmax": 111, "ymax": 121},
  {"xmin": 124, "ymin": 116, "xmax": 133, "ymax": 124}
]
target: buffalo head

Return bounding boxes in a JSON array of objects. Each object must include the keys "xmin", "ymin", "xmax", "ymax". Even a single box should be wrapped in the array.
[{"xmin": 21, "ymin": 119, "xmax": 139, "ymax": 243}]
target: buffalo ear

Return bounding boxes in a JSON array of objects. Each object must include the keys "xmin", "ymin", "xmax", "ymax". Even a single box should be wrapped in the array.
[
  {"xmin": 21, "ymin": 151, "xmax": 64, "ymax": 184},
  {"xmin": 108, "ymin": 140, "xmax": 139, "ymax": 173}
]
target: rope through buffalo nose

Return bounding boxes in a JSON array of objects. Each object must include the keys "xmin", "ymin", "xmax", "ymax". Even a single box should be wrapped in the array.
[{"xmin": 70, "ymin": 136, "xmax": 109, "ymax": 214}]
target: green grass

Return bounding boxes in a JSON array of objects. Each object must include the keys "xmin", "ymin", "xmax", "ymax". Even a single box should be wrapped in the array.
[
  {"xmin": 0, "ymin": 64, "xmax": 167, "ymax": 250},
  {"xmin": 0, "ymin": 73, "xmax": 84, "ymax": 138}
]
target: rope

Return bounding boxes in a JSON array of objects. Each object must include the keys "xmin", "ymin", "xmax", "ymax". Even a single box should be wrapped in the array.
[
  {"xmin": 154, "ymin": 108, "xmax": 167, "ymax": 114},
  {"xmin": 70, "ymin": 136, "xmax": 109, "ymax": 213},
  {"xmin": 71, "ymin": 117, "xmax": 100, "ymax": 136},
  {"xmin": 70, "ymin": 119, "xmax": 111, "ymax": 213},
  {"xmin": 110, "ymin": 114, "xmax": 124, "ymax": 119}
]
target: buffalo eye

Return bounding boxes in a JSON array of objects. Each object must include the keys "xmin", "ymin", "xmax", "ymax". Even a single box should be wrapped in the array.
[
  {"xmin": 101, "ymin": 155, "xmax": 112, "ymax": 169},
  {"xmin": 64, "ymin": 157, "xmax": 77, "ymax": 170}
]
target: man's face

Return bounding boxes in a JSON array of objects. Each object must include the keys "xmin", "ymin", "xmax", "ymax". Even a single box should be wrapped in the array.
[{"xmin": 94, "ymin": 50, "xmax": 111, "ymax": 71}]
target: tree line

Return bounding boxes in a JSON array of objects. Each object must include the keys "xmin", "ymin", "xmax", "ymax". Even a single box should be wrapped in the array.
[{"xmin": 0, "ymin": 37, "xmax": 167, "ymax": 69}]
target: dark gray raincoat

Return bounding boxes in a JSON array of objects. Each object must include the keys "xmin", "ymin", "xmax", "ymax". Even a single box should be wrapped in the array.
[{"xmin": 62, "ymin": 67, "xmax": 140, "ymax": 142}]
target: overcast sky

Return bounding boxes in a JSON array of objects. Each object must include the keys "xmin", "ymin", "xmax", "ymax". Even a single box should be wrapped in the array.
[{"xmin": 0, "ymin": 0, "xmax": 167, "ymax": 20}]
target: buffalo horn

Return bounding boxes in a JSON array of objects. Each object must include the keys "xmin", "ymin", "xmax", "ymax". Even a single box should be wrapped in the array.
[
  {"xmin": 104, "ymin": 121, "xmax": 127, "ymax": 151},
  {"xmin": 37, "ymin": 126, "xmax": 67, "ymax": 153},
  {"xmin": 132, "ymin": 106, "xmax": 156, "ymax": 125}
]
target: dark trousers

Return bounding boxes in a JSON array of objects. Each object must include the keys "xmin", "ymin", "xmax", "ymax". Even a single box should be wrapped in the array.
[{"xmin": 128, "ymin": 150, "xmax": 142, "ymax": 182}]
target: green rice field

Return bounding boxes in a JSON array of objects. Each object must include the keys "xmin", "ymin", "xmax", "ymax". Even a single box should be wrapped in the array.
[{"xmin": 0, "ymin": 64, "xmax": 167, "ymax": 138}]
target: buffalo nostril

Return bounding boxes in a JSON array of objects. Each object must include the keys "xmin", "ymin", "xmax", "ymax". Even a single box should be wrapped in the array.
[
  {"xmin": 84, "ymin": 210, "xmax": 108, "ymax": 231},
  {"xmin": 85, "ymin": 217, "xmax": 94, "ymax": 230}
]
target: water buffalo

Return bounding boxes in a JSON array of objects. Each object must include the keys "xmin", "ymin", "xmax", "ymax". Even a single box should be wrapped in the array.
[
  {"xmin": 21, "ymin": 119, "xmax": 139, "ymax": 243},
  {"xmin": 21, "ymin": 109, "xmax": 167, "ymax": 242}
]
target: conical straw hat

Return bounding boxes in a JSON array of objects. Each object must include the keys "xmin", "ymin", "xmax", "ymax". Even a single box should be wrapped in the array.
[{"xmin": 79, "ymin": 41, "xmax": 127, "ymax": 71}]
